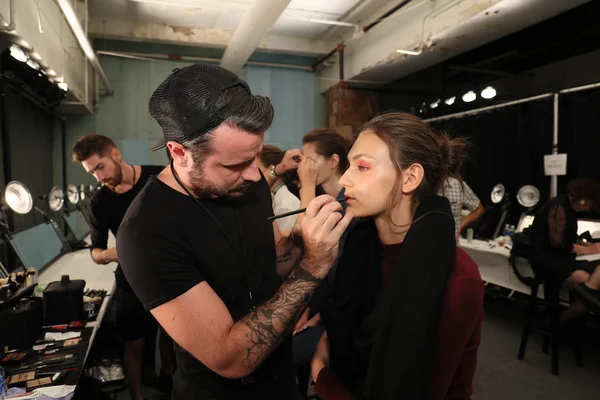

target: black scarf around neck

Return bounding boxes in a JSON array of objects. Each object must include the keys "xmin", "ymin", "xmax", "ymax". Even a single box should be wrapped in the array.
[{"xmin": 323, "ymin": 195, "xmax": 456, "ymax": 400}]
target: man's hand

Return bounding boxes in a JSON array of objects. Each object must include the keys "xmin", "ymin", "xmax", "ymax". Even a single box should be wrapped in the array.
[
  {"xmin": 91, "ymin": 247, "xmax": 118, "ymax": 265},
  {"xmin": 293, "ymin": 307, "xmax": 310, "ymax": 334},
  {"xmin": 298, "ymin": 157, "xmax": 319, "ymax": 188},
  {"xmin": 276, "ymin": 149, "xmax": 302, "ymax": 175},
  {"xmin": 294, "ymin": 312, "xmax": 321, "ymax": 335},
  {"xmin": 299, "ymin": 195, "xmax": 353, "ymax": 280}
]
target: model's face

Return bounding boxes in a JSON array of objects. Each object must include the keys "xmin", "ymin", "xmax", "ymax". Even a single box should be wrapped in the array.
[
  {"xmin": 339, "ymin": 131, "xmax": 399, "ymax": 218},
  {"xmin": 177, "ymin": 124, "xmax": 264, "ymax": 198},
  {"xmin": 82, "ymin": 150, "xmax": 123, "ymax": 189},
  {"xmin": 301, "ymin": 142, "xmax": 336, "ymax": 185}
]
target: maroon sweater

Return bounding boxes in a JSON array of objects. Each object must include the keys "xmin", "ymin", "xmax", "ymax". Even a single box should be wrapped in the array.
[{"xmin": 316, "ymin": 247, "xmax": 484, "ymax": 400}]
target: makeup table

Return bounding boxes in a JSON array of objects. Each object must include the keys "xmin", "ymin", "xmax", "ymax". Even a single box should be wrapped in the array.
[
  {"xmin": 38, "ymin": 233, "xmax": 117, "ymax": 372},
  {"xmin": 459, "ymin": 237, "xmax": 600, "ymax": 302}
]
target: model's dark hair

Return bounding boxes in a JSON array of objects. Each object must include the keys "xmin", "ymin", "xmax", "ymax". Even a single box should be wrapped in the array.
[{"xmin": 302, "ymin": 128, "xmax": 353, "ymax": 175}]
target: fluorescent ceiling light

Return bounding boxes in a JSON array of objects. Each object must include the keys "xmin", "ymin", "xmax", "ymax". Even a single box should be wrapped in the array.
[
  {"xmin": 284, "ymin": 16, "xmax": 357, "ymax": 27},
  {"xmin": 56, "ymin": 0, "xmax": 112, "ymax": 94},
  {"xmin": 462, "ymin": 91, "xmax": 476, "ymax": 103},
  {"xmin": 396, "ymin": 48, "xmax": 422, "ymax": 56},
  {"xmin": 481, "ymin": 86, "xmax": 497, "ymax": 99},
  {"xmin": 444, "ymin": 96, "xmax": 456, "ymax": 106},
  {"xmin": 10, "ymin": 45, "xmax": 28, "ymax": 62}
]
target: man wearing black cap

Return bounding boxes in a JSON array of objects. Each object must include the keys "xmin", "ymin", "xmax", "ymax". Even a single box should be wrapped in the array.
[{"xmin": 117, "ymin": 64, "xmax": 352, "ymax": 399}]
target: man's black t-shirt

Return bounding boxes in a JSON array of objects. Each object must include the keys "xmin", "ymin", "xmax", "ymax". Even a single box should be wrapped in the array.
[
  {"xmin": 88, "ymin": 165, "xmax": 164, "ymax": 291},
  {"xmin": 117, "ymin": 175, "xmax": 295, "ymax": 400}
]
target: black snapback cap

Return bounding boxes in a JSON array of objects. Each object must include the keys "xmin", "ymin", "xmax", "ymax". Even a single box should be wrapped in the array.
[{"xmin": 149, "ymin": 63, "xmax": 252, "ymax": 151}]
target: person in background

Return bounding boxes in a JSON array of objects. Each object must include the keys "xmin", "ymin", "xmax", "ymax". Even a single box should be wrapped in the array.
[
  {"xmin": 295, "ymin": 129, "xmax": 352, "ymax": 220},
  {"xmin": 439, "ymin": 177, "xmax": 484, "ymax": 240},
  {"xmin": 312, "ymin": 113, "xmax": 484, "ymax": 400},
  {"xmin": 72, "ymin": 134, "xmax": 169, "ymax": 400},
  {"xmin": 286, "ymin": 129, "xmax": 352, "ymax": 396},
  {"xmin": 258, "ymin": 145, "xmax": 301, "ymax": 233},
  {"xmin": 528, "ymin": 178, "xmax": 600, "ymax": 323}
]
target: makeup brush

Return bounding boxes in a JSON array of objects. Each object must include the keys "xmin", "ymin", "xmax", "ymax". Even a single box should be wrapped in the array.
[{"xmin": 267, "ymin": 197, "xmax": 347, "ymax": 221}]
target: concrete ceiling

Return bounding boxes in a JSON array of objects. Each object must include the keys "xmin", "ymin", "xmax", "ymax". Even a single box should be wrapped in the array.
[
  {"xmin": 87, "ymin": 0, "xmax": 595, "ymax": 90},
  {"xmin": 87, "ymin": 0, "xmax": 389, "ymax": 55}
]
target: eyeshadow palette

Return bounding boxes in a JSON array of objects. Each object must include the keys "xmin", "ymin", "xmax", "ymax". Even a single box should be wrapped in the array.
[
  {"xmin": 1, "ymin": 352, "xmax": 28, "ymax": 363},
  {"xmin": 26, "ymin": 377, "xmax": 53, "ymax": 390},
  {"xmin": 7, "ymin": 371, "xmax": 36, "ymax": 385}
]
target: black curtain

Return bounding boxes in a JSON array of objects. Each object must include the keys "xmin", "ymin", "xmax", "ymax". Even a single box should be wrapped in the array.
[
  {"xmin": 558, "ymin": 88, "xmax": 600, "ymax": 184},
  {"xmin": 430, "ymin": 100, "xmax": 554, "ymax": 225},
  {"xmin": 558, "ymin": 88, "xmax": 600, "ymax": 219}
]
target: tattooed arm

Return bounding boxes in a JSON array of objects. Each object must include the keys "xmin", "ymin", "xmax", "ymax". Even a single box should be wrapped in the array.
[
  {"xmin": 151, "ymin": 260, "xmax": 323, "ymax": 379},
  {"xmin": 274, "ymin": 220, "xmax": 303, "ymax": 277},
  {"xmin": 150, "ymin": 195, "xmax": 353, "ymax": 379}
]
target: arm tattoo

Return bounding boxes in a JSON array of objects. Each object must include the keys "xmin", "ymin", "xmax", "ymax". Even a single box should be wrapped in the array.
[
  {"xmin": 277, "ymin": 251, "xmax": 293, "ymax": 264},
  {"xmin": 240, "ymin": 266, "xmax": 321, "ymax": 370}
]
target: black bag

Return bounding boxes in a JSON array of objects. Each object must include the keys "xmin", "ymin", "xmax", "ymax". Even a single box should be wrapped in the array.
[
  {"xmin": 0, "ymin": 297, "xmax": 42, "ymax": 350},
  {"xmin": 43, "ymin": 275, "xmax": 86, "ymax": 325}
]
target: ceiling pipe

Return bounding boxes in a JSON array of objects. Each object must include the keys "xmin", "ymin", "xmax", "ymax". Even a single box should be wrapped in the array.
[
  {"xmin": 363, "ymin": 0, "xmax": 412, "ymax": 33},
  {"xmin": 220, "ymin": 0, "xmax": 292, "ymax": 72},
  {"xmin": 0, "ymin": 0, "xmax": 15, "ymax": 31},
  {"xmin": 96, "ymin": 50, "xmax": 313, "ymax": 71},
  {"xmin": 338, "ymin": 44, "xmax": 345, "ymax": 82},
  {"xmin": 312, "ymin": 0, "xmax": 414, "ymax": 71},
  {"xmin": 56, "ymin": 0, "xmax": 113, "ymax": 95}
]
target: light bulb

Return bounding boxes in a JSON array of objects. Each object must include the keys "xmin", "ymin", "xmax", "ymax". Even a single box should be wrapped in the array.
[
  {"xmin": 445, "ymin": 97, "xmax": 456, "ymax": 106},
  {"xmin": 462, "ymin": 91, "xmax": 476, "ymax": 103},
  {"xmin": 481, "ymin": 86, "xmax": 497, "ymax": 99},
  {"xmin": 396, "ymin": 49, "xmax": 422, "ymax": 56},
  {"xmin": 430, "ymin": 100, "xmax": 440, "ymax": 109}
]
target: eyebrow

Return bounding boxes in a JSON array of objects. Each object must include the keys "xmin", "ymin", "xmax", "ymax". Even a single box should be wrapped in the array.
[
  {"xmin": 222, "ymin": 157, "xmax": 255, "ymax": 167},
  {"xmin": 87, "ymin": 163, "xmax": 104, "ymax": 174},
  {"xmin": 350, "ymin": 154, "xmax": 376, "ymax": 161}
]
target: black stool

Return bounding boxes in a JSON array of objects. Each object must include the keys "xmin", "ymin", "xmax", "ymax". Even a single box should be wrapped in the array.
[{"xmin": 512, "ymin": 256, "xmax": 584, "ymax": 375}]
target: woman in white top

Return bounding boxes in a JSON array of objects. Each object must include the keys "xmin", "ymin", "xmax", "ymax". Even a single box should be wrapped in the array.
[
  {"xmin": 295, "ymin": 128, "xmax": 353, "ymax": 224},
  {"xmin": 258, "ymin": 145, "xmax": 301, "ymax": 232}
]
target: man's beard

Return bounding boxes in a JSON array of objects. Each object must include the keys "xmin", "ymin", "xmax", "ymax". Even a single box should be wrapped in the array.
[
  {"xmin": 188, "ymin": 164, "xmax": 251, "ymax": 199},
  {"xmin": 103, "ymin": 159, "xmax": 123, "ymax": 188}
]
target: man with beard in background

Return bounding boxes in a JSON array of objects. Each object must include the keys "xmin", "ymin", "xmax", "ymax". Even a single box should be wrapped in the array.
[{"xmin": 72, "ymin": 135, "xmax": 174, "ymax": 400}]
